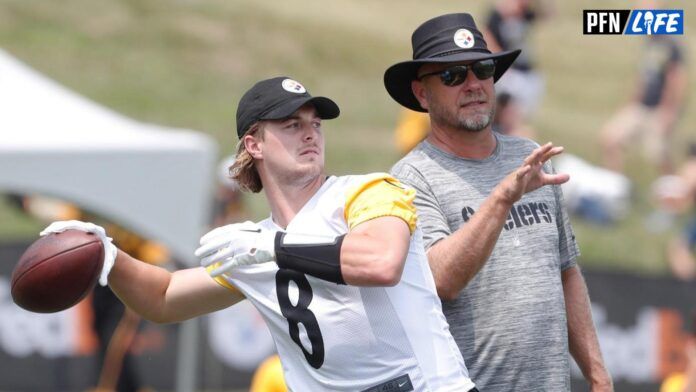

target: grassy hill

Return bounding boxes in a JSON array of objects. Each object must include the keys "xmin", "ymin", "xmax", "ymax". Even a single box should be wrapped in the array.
[{"xmin": 1, "ymin": 0, "xmax": 695, "ymax": 275}]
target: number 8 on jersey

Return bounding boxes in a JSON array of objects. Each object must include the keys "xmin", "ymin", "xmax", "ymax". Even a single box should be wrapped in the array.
[{"xmin": 276, "ymin": 269, "xmax": 325, "ymax": 369}]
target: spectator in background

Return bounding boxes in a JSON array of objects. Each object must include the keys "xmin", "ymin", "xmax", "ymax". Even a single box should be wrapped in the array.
[
  {"xmin": 661, "ymin": 313, "xmax": 696, "ymax": 392},
  {"xmin": 553, "ymin": 154, "xmax": 632, "ymax": 226},
  {"xmin": 600, "ymin": 31, "xmax": 687, "ymax": 174},
  {"xmin": 393, "ymin": 109, "xmax": 430, "ymax": 155},
  {"xmin": 483, "ymin": 0, "xmax": 551, "ymax": 118},
  {"xmin": 492, "ymin": 92, "xmax": 536, "ymax": 139},
  {"xmin": 653, "ymin": 143, "xmax": 696, "ymax": 280},
  {"xmin": 250, "ymin": 354, "xmax": 287, "ymax": 392}
]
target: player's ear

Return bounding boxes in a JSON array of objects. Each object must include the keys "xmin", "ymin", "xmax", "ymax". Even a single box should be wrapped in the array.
[
  {"xmin": 243, "ymin": 132, "xmax": 263, "ymax": 159},
  {"xmin": 411, "ymin": 80, "xmax": 429, "ymax": 111}
]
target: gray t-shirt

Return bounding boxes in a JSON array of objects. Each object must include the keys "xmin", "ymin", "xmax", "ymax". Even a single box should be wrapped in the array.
[{"xmin": 391, "ymin": 134, "xmax": 579, "ymax": 392}]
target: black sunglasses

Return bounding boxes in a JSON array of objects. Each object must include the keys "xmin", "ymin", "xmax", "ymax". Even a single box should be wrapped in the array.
[{"xmin": 417, "ymin": 59, "xmax": 496, "ymax": 86}]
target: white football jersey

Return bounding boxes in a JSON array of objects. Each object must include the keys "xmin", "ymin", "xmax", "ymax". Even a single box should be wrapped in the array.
[{"xmin": 213, "ymin": 174, "xmax": 474, "ymax": 392}]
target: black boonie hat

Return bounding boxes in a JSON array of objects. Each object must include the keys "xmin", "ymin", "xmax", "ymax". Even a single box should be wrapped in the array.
[
  {"xmin": 236, "ymin": 76, "xmax": 340, "ymax": 138},
  {"xmin": 384, "ymin": 13, "xmax": 521, "ymax": 112}
]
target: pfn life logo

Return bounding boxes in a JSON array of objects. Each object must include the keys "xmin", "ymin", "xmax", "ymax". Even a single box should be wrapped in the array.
[{"xmin": 583, "ymin": 9, "xmax": 683, "ymax": 35}]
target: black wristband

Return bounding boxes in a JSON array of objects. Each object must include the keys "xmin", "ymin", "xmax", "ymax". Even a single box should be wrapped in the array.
[{"xmin": 274, "ymin": 232, "xmax": 346, "ymax": 285}]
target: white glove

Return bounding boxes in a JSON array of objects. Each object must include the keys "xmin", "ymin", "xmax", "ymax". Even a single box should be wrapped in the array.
[
  {"xmin": 195, "ymin": 221, "xmax": 276, "ymax": 277},
  {"xmin": 40, "ymin": 220, "xmax": 118, "ymax": 287}
]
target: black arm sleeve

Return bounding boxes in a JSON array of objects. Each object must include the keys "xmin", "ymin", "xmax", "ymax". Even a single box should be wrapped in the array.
[{"xmin": 274, "ymin": 232, "xmax": 346, "ymax": 284}]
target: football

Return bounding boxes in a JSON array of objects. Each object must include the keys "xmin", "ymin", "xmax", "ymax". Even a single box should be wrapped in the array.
[{"xmin": 11, "ymin": 230, "xmax": 104, "ymax": 313}]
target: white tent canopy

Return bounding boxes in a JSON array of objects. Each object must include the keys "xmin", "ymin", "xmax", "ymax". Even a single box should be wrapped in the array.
[{"xmin": 0, "ymin": 49, "xmax": 218, "ymax": 264}]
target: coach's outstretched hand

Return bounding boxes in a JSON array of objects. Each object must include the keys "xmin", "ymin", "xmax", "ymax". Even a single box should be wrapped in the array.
[
  {"xmin": 495, "ymin": 142, "xmax": 569, "ymax": 205},
  {"xmin": 40, "ymin": 220, "xmax": 118, "ymax": 286},
  {"xmin": 196, "ymin": 221, "xmax": 276, "ymax": 276}
]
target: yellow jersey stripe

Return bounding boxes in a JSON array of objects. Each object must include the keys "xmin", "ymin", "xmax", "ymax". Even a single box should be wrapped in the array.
[{"xmin": 344, "ymin": 173, "xmax": 417, "ymax": 233}]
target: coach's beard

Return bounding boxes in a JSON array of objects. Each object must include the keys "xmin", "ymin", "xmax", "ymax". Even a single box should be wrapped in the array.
[
  {"xmin": 441, "ymin": 106, "xmax": 494, "ymax": 133},
  {"xmin": 460, "ymin": 109, "xmax": 493, "ymax": 132},
  {"xmin": 457, "ymin": 97, "xmax": 496, "ymax": 132},
  {"xmin": 429, "ymin": 96, "xmax": 495, "ymax": 133}
]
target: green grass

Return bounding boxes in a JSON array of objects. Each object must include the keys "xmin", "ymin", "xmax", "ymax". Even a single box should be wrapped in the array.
[{"xmin": 1, "ymin": 0, "xmax": 695, "ymax": 276}]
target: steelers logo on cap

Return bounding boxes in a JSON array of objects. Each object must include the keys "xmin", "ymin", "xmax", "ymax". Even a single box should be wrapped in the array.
[
  {"xmin": 281, "ymin": 79, "xmax": 307, "ymax": 94},
  {"xmin": 453, "ymin": 29, "xmax": 475, "ymax": 49}
]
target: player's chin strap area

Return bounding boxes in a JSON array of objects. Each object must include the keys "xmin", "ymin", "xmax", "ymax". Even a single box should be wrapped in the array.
[{"xmin": 274, "ymin": 232, "xmax": 346, "ymax": 285}]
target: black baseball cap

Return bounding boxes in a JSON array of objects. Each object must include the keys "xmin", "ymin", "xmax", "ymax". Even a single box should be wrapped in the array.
[{"xmin": 236, "ymin": 76, "xmax": 340, "ymax": 138}]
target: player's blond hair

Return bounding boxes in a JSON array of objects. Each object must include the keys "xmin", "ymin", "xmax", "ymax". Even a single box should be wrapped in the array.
[{"xmin": 230, "ymin": 122, "xmax": 265, "ymax": 193}]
